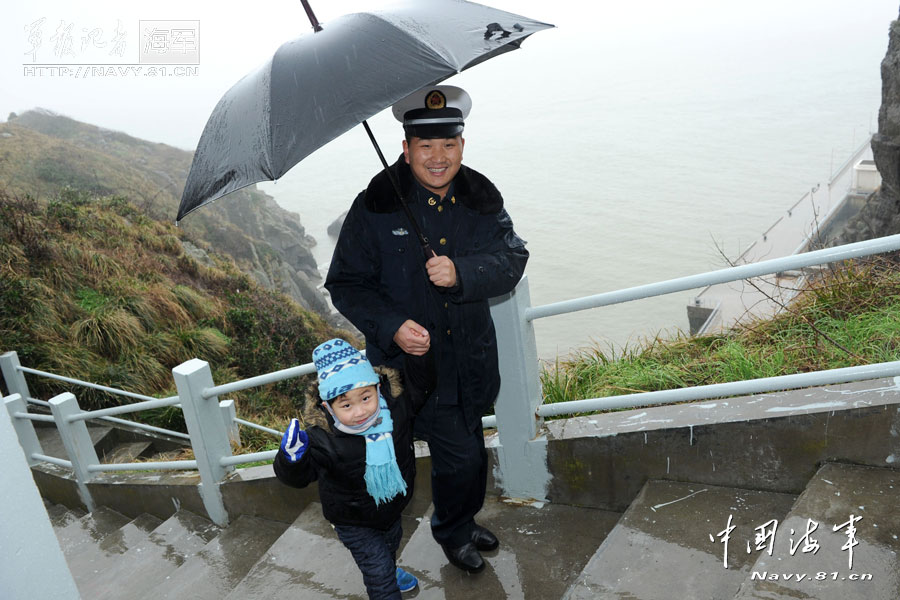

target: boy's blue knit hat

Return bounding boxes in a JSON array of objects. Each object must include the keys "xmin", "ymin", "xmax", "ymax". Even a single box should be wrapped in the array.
[{"xmin": 312, "ymin": 338, "xmax": 379, "ymax": 402}]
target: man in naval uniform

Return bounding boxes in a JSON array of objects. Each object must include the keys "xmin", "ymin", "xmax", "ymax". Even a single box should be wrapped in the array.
[{"xmin": 326, "ymin": 84, "xmax": 529, "ymax": 573}]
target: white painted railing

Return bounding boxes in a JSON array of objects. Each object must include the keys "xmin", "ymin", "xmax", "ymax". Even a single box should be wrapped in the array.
[
  {"xmin": 5, "ymin": 234, "xmax": 900, "ymax": 519},
  {"xmin": 485, "ymin": 233, "xmax": 900, "ymax": 500}
]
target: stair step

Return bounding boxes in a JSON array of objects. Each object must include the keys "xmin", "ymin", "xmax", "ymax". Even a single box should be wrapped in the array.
[
  {"xmin": 401, "ymin": 496, "xmax": 620, "ymax": 598},
  {"xmin": 150, "ymin": 514, "xmax": 289, "ymax": 600},
  {"xmin": 44, "ymin": 500, "xmax": 85, "ymax": 527},
  {"xmin": 35, "ymin": 424, "xmax": 112, "ymax": 460},
  {"xmin": 563, "ymin": 480, "xmax": 797, "ymax": 600},
  {"xmin": 80, "ymin": 509, "xmax": 220, "ymax": 600},
  {"xmin": 101, "ymin": 441, "xmax": 154, "ymax": 463},
  {"xmin": 734, "ymin": 463, "xmax": 900, "ymax": 600},
  {"xmin": 54, "ymin": 505, "xmax": 132, "ymax": 555},
  {"xmin": 223, "ymin": 502, "xmax": 369, "ymax": 599},
  {"xmin": 67, "ymin": 513, "xmax": 163, "ymax": 590}
]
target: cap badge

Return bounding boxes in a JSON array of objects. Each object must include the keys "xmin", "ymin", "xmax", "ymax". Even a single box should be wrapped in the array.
[{"xmin": 425, "ymin": 90, "xmax": 447, "ymax": 110}]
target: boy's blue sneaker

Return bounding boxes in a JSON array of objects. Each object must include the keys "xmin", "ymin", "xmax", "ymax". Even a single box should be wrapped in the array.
[{"xmin": 396, "ymin": 567, "xmax": 418, "ymax": 593}]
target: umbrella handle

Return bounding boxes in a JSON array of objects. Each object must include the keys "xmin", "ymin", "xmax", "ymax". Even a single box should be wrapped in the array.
[{"xmin": 301, "ymin": 0, "xmax": 323, "ymax": 32}]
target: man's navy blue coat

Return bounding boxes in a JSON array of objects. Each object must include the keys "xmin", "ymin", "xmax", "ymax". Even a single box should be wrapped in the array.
[{"xmin": 325, "ymin": 156, "xmax": 528, "ymax": 431}]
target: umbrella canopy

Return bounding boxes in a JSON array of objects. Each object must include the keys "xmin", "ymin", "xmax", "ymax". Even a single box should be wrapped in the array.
[{"xmin": 176, "ymin": 0, "xmax": 553, "ymax": 222}]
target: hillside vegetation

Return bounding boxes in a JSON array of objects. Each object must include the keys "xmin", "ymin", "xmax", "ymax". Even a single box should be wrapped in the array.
[
  {"xmin": 0, "ymin": 111, "xmax": 328, "ymax": 318},
  {"xmin": 0, "ymin": 187, "xmax": 350, "ymax": 446},
  {"xmin": 542, "ymin": 258, "xmax": 900, "ymax": 410}
]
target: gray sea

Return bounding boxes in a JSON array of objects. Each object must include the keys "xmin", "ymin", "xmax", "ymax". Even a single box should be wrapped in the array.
[{"xmin": 260, "ymin": 1, "xmax": 896, "ymax": 361}]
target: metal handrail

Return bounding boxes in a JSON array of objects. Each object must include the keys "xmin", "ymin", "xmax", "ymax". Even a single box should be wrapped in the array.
[
  {"xmin": 97, "ymin": 415, "xmax": 191, "ymax": 441},
  {"xmin": 221, "ymin": 450, "xmax": 278, "ymax": 467},
  {"xmin": 23, "ymin": 391, "xmax": 189, "ymax": 441},
  {"xmin": 204, "ymin": 362, "xmax": 317, "ymax": 399},
  {"xmin": 17, "ymin": 366, "xmax": 178, "ymax": 404},
  {"xmin": 87, "ymin": 460, "xmax": 198, "ymax": 472},
  {"xmin": 32, "ymin": 453, "xmax": 72, "ymax": 469},
  {"xmin": 235, "ymin": 418, "xmax": 281, "ymax": 437},
  {"xmin": 537, "ymin": 361, "xmax": 900, "ymax": 418},
  {"xmin": 12, "ymin": 412, "xmax": 54, "ymax": 423},
  {"xmin": 66, "ymin": 396, "xmax": 181, "ymax": 423},
  {"xmin": 526, "ymin": 233, "xmax": 900, "ymax": 322}
]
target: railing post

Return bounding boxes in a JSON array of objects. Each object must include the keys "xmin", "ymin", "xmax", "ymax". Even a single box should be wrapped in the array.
[
  {"xmin": 4, "ymin": 393, "xmax": 44, "ymax": 466},
  {"xmin": 488, "ymin": 275, "xmax": 550, "ymax": 501},
  {"xmin": 219, "ymin": 399, "xmax": 241, "ymax": 448},
  {"xmin": 48, "ymin": 392, "xmax": 97, "ymax": 512},
  {"xmin": 172, "ymin": 358, "xmax": 232, "ymax": 526},
  {"xmin": 1, "ymin": 351, "xmax": 32, "ymax": 400}
]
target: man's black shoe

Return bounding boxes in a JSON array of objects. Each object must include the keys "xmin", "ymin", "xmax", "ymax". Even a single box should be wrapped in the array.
[
  {"xmin": 471, "ymin": 525, "xmax": 499, "ymax": 551},
  {"xmin": 442, "ymin": 541, "xmax": 485, "ymax": 573}
]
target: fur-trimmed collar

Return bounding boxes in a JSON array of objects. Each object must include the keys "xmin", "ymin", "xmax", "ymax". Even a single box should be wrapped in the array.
[
  {"xmin": 363, "ymin": 154, "xmax": 504, "ymax": 215},
  {"xmin": 301, "ymin": 365, "xmax": 404, "ymax": 431}
]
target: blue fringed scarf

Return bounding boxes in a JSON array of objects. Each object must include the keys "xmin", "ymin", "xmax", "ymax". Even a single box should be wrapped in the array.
[
  {"xmin": 322, "ymin": 386, "xmax": 408, "ymax": 505},
  {"xmin": 357, "ymin": 393, "xmax": 407, "ymax": 505}
]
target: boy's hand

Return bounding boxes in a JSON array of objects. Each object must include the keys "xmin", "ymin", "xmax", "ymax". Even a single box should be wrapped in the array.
[{"xmin": 280, "ymin": 418, "xmax": 309, "ymax": 463}]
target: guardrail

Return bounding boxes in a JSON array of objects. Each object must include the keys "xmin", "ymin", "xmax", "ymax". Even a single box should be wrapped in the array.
[
  {"xmin": 5, "ymin": 233, "xmax": 900, "ymax": 520},
  {"xmin": 484, "ymin": 232, "xmax": 900, "ymax": 499},
  {"xmin": 2, "ymin": 353, "xmax": 264, "ymax": 525}
]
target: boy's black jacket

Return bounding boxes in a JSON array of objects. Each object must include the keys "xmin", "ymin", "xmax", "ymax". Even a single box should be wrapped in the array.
[{"xmin": 273, "ymin": 365, "xmax": 425, "ymax": 530}]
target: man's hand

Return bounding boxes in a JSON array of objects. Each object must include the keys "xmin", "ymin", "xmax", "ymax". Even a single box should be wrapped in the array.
[
  {"xmin": 280, "ymin": 418, "xmax": 309, "ymax": 463},
  {"xmin": 393, "ymin": 319, "xmax": 431, "ymax": 355},
  {"xmin": 426, "ymin": 255, "xmax": 457, "ymax": 288}
]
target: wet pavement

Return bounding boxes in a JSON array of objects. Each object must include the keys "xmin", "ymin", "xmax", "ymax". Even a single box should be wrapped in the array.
[
  {"xmin": 152, "ymin": 514, "xmax": 287, "ymax": 600},
  {"xmin": 564, "ymin": 481, "xmax": 797, "ymax": 599},
  {"xmin": 46, "ymin": 461, "xmax": 900, "ymax": 599},
  {"xmin": 53, "ymin": 505, "xmax": 130, "ymax": 554},
  {"xmin": 66, "ymin": 512, "xmax": 161, "ymax": 589},
  {"xmin": 79, "ymin": 509, "xmax": 220, "ymax": 600},
  {"xmin": 733, "ymin": 463, "xmax": 900, "ymax": 600},
  {"xmin": 223, "ymin": 501, "xmax": 371, "ymax": 599},
  {"xmin": 400, "ymin": 497, "xmax": 620, "ymax": 599}
]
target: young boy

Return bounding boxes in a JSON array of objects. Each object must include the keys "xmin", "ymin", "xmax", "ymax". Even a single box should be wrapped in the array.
[{"xmin": 273, "ymin": 338, "xmax": 430, "ymax": 599}]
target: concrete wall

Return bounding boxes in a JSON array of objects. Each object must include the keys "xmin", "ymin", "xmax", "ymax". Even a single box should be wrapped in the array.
[
  {"xmin": 1, "ymin": 403, "xmax": 79, "ymax": 599},
  {"xmin": 544, "ymin": 377, "xmax": 900, "ymax": 511}
]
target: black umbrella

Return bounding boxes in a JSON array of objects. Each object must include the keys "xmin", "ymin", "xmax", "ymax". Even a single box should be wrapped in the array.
[{"xmin": 176, "ymin": 0, "xmax": 553, "ymax": 254}]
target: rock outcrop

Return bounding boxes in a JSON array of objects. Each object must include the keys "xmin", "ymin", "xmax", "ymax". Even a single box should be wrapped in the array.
[{"xmin": 836, "ymin": 11, "xmax": 900, "ymax": 244}]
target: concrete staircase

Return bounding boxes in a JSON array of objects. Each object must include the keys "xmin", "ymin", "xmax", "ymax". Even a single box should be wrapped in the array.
[
  {"xmin": 45, "ymin": 494, "xmax": 620, "ymax": 599},
  {"xmin": 44, "ymin": 461, "xmax": 900, "ymax": 599},
  {"xmin": 30, "ymin": 377, "xmax": 900, "ymax": 598},
  {"xmin": 566, "ymin": 463, "xmax": 900, "ymax": 599}
]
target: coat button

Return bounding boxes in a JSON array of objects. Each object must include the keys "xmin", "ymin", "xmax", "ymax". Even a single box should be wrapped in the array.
[
  {"xmin": 437, "ymin": 205, "xmax": 444, "ymax": 212},
  {"xmin": 428, "ymin": 197, "xmax": 437, "ymax": 206},
  {"xmin": 444, "ymin": 302, "xmax": 448, "ymax": 308},
  {"xmin": 446, "ymin": 329, "xmax": 452, "ymax": 336},
  {"xmin": 439, "ymin": 238, "xmax": 447, "ymax": 245},
  {"xmin": 450, "ymin": 196, "xmax": 456, "ymax": 204}
]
